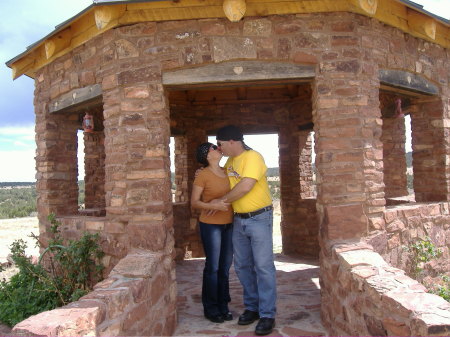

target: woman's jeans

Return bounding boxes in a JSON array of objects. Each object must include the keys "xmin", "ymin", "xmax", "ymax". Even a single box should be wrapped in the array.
[
  {"xmin": 233, "ymin": 209, "xmax": 277, "ymax": 318},
  {"xmin": 199, "ymin": 221, "xmax": 233, "ymax": 317}
]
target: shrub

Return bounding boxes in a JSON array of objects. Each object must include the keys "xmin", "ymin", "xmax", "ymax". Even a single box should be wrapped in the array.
[{"xmin": 0, "ymin": 214, "xmax": 104, "ymax": 327}]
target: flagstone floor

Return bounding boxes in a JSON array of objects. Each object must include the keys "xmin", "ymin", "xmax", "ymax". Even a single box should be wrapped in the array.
[{"xmin": 174, "ymin": 254, "xmax": 327, "ymax": 336}]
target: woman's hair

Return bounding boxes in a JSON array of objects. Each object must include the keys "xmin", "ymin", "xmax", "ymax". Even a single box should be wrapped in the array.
[{"xmin": 196, "ymin": 142, "xmax": 213, "ymax": 167}]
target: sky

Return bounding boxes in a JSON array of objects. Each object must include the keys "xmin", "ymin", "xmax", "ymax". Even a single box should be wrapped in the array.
[{"xmin": 0, "ymin": 1, "xmax": 448, "ymax": 182}]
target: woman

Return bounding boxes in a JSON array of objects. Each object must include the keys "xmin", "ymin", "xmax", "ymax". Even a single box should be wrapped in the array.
[{"xmin": 191, "ymin": 142, "xmax": 234, "ymax": 323}]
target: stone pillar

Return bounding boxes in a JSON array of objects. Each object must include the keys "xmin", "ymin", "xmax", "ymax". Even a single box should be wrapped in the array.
[
  {"xmin": 36, "ymin": 111, "xmax": 79, "ymax": 235},
  {"xmin": 313, "ymin": 61, "xmax": 384, "ymax": 241},
  {"xmin": 279, "ymin": 129, "xmax": 319, "ymax": 257},
  {"xmin": 172, "ymin": 131, "xmax": 207, "ymax": 259},
  {"xmin": 411, "ymin": 98, "xmax": 450, "ymax": 202},
  {"xmin": 83, "ymin": 131, "xmax": 106, "ymax": 210},
  {"xmin": 382, "ymin": 116, "xmax": 408, "ymax": 199},
  {"xmin": 299, "ymin": 130, "xmax": 315, "ymax": 198},
  {"xmin": 174, "ymin": 136, "xmax": 188, "ymax": 203}
]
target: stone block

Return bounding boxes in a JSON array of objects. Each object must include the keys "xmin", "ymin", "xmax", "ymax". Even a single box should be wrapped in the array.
[
  {"xmin": 13, "ymin": 306, "xmax": 102, "ymax": 337},
  {"xmin": 212, "ymin": 37, "xmax": 257, "ymax": 62},
  {"xmin": 110, "ymin": 250, "xmax": 163, "ymax": 278},
  {"xmin": 325, "ymin": 204, "xmax": 367, "ymax": 239},
  {"xmin": 338, "ymin": 249, "xmax": 388, "ymax": 270},
  {"xmin": 243, "ymin": 19, "xmax": 272, "ymax": 36},
  {"xmin": 128, "ymin": 222, "xmax": 167, "ymax": 251},
  {"xmin": 382, "ymin": 317, "xmax": 411, "ymax": 336}
]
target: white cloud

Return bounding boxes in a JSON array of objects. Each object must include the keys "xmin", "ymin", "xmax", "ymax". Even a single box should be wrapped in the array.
[
  {"xmin": 0, "ymin": 150, "xmax": 36, "ymax": 182},
  {"xmin": 0, "ymin": 126, "xmax": 34, "ymax": 135}
]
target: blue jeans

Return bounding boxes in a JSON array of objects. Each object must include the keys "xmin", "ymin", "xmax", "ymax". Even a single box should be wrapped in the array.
[
  {"xmin": 233, "ymin": 209, "xmax": 276, "ymax": 318},
  {"xmin": 199, "ymin": 221, "xmax": 234, "ymax": 317}
]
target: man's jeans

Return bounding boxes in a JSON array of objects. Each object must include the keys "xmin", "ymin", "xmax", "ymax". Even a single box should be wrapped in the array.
[
  {"xmin": 233, "ymin": 210, "xmax": 277, "ymax": 318},
  {"xmin": 199, "ymin": 221, "xmax": 234, "ymax": 317}
]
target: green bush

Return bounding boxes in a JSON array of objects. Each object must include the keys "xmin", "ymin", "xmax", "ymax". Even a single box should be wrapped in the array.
[
  {"xmin": 431, "ymin": 275, "xmax": 450, "ymax": 302},
  {"xmin": 0, "ymin": 186, "xmax": 37, "ymax": 219},
  {"xmin": 408, "ymin": 236, "xmax": 441, "ymax": 279},
  {"xmin": 0, "ymin": 213, "xmax": 104, "ymax": 327}
]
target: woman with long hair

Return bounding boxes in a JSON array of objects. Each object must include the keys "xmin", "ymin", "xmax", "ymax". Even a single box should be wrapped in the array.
[{"xmin": 191, "ymin": 142, "xmax": 234, "ymax": 323}]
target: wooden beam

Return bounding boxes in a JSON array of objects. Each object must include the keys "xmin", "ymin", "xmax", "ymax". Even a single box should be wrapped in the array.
[
  {"xmin": 223, "ymin": 0, "xmax": 247, "ymax": 22},
  {"xmin": 349, "ymin": 0, "xmax": 378, "ymax": 16},
  {"xmin": 49, "ymin": 84, "xmax": 102, "ymax": 113},
  {"xmin": 95, "ymin": 5, "xmax": 126, "ymax": 30},
  {"xmin": 407, "ymin": 8, "xmax": 436, "ymax": 40},
  {"xmin": 163, "ymin": 61, "xmax": 315, "ymax": 86},
  {"xmin": 44, "ymin": 27, "xmax": 72, "ymax": 59},
  {"xmin": 379, "ymin": 69, "xmax": 439, "ymax": 96},
  {"xmin": 11, "ymin": 56, "xmax": 35, "ymax": 80}
]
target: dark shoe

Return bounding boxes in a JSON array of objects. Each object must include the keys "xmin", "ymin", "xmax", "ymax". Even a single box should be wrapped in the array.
[
  {"xmin": 205, "ymin": 314, "xmax": 224, "ymax": 323},
  {"xmin": 255, "ymin": 317, "xmax": 275, "ymax": 336},
  {"xmin": 222, "ymin": 312, "xmax": 233, "ymax": 321},
  {"xmin": 238, "ymin": 310, "xmax": 260, "ymax": 325}
]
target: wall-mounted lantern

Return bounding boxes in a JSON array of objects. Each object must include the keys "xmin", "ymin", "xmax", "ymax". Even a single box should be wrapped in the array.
[
  {"xmin": 82, "ymin": 112, "xmax": 95, "ymax": 132},
  {"xmin": 223, "ymin": 0, "xmax": 246, "ymax": 22}
]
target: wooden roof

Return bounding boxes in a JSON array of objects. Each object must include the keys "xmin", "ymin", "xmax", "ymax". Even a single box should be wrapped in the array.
[{"xmin": 6, "ymin": 0, "xmax": 450, "ymax": 80}]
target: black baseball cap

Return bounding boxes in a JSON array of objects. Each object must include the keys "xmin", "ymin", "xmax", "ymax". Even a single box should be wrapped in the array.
[{"xmin": 216, "ymin": 125, "xmax": 244, "ymax": 141}]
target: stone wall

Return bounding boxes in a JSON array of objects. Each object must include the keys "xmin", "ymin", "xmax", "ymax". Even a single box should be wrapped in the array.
[
  {"xmin": 367, "ymin": 202, "xmax": 450, "ymax": 279},
  {"xmin": 13, "ymin": 250, "xmax": 176, "ymax": 337},
  {"xmin": 320, "ymin": 241, "xmax": 450, "ymax": 336}
]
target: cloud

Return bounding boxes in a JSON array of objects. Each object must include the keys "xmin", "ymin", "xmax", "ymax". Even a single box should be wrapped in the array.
[{"xmin": 0, "ymin": 149, "xmax": 36, "ymax": 182}]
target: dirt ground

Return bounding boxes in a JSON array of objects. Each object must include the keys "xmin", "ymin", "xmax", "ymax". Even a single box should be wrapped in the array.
[{"xmin": 0, "ymin": 217, "xmax": 39, "ymax": 281}]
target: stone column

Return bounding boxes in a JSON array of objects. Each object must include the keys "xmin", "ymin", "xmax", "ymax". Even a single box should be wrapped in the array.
[
  {"xmin": 172, "ymin": 131, "xmax": 207, "ymax": 259},
  {"xmin": 83, "ymin": 131, "xmax": 106, "ymax": 210},
  {"xmin": 279, "ymin": 128, "xmax": 319, "ymax": 257},
  {"xmin": 36, "ymin": 111, "xmax": 79, "ymax": 235},
  {"xmin": 411, "ymin": 98, "xmax": 450, "ymax": 202},
  {"xmin": 382, "ymin": 116, "xmax": 408, "ymax": 199},
  {"xmin": 174, "ymin": 136, "xmax": 188, "ymax": 203},
  {"xmin": 299, "ymin": 130, "xmax": 315, "ymax": 198},
  {"xmin": 313, "ymin": 61, "xmax": 384, "ymax": 241}
]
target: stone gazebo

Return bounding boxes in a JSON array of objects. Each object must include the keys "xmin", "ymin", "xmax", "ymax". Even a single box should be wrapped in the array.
[{"xmin": 6, "ymin": 0, "xmax": 450, "ymax": 336}]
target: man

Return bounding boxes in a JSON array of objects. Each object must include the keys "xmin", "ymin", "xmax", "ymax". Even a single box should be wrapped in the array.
[{"xmin": 210, "ymin": 125, "xmax": 277, "ymax": 336}]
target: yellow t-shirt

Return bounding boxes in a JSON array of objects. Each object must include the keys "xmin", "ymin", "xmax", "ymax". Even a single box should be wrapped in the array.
[
  {"xmin": 193, "ymin": 168, "xmax": 233, "ymax": 224},
  {"xmin": 224, "ymin": 150, "xmax": 272, "ymax": 213}
]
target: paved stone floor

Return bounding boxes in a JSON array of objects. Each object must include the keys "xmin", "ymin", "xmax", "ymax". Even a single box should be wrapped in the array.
[{"xmin": 175, "ymin": 254, "xmax": 327, "ymax": 336}]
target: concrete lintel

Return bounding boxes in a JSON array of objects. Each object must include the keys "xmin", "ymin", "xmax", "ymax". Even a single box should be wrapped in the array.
[
  {"xmin": 163, "ymin": 61, "xmax": 315, "ymax": 87},
  {"xmin": 379, "ymin": 69, "xmax": 438, "ymax": 96},
  {"xmin": 49, "ymin": 84, "xmax": 102, "ymax": 113}
]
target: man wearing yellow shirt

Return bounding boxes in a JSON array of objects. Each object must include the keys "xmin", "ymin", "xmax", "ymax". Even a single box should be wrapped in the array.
[{"xmin": 211, "ymin": 125, "xmax": 276, "ymax": 336}]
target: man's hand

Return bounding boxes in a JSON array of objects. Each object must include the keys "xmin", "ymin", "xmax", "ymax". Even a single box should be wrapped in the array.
[
  {"xmin": 194, "ymin": 167, "xmax": 204, "ymax": 178},
  {"xmin": 204, "ymin": 198, "xmax": 230, "ymax": 216}
]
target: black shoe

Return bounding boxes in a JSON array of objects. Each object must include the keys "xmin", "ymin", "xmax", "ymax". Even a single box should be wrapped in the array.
[
  {"xmin": 205, "ymin": 314, "xmax": 224, "ymax": 323},
  {"xmin": 238, "ymin": 310, "xmax": 260, "ymax": 325},
  {"xmin": 255, "ymin": 317, "xmax": 275, "ymax": 336},
  {"xmin": 222, "ymin": 312, "xmax": 233, "ymax": 321}
]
